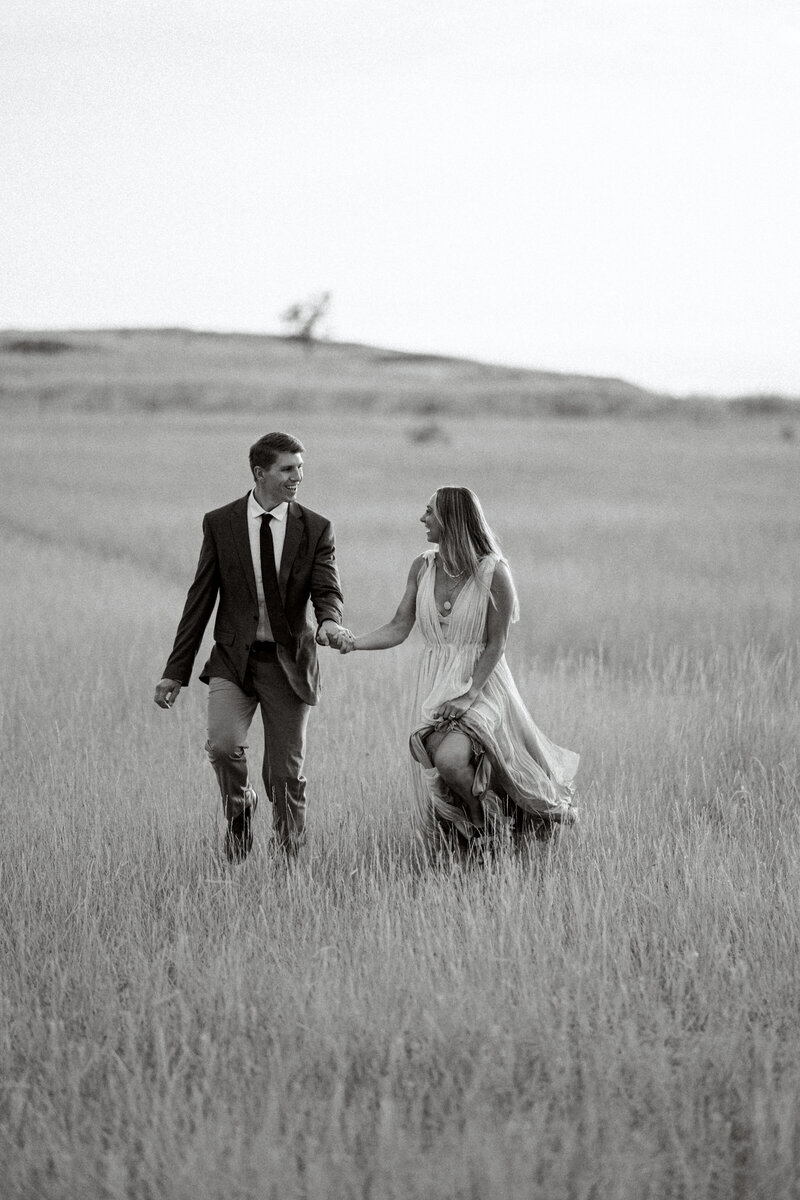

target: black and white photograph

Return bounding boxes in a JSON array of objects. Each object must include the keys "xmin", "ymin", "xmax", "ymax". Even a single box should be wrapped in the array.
[{"xmin": 2, "ymin": 2, "xmax": 799, "ymax": 1197}]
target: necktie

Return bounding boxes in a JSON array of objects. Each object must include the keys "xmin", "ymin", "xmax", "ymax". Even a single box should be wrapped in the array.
[{"xmin": 259, "ymin": 514, "xmax": 293, "ymax": 645}]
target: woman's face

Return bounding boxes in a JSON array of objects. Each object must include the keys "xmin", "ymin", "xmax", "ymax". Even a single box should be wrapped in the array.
[{"xmin": 420, "ymin": 495, "xmax": 444, "ymax": 543}]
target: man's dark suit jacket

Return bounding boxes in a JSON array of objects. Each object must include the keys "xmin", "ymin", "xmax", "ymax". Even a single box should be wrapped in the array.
[{"xmin": 163, "ymin": 494, "xmax": 344, "ymax": 705}]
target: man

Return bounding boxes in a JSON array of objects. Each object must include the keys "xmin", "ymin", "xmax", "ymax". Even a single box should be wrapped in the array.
[{"xmin": 154, "ymin": 432, "xmax": 346, "ymax": 861}]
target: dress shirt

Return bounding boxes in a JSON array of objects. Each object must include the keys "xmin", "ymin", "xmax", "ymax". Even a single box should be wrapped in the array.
[{"xmin": 247, "ymin": 491, "xmax": 289, "ymax": 642}]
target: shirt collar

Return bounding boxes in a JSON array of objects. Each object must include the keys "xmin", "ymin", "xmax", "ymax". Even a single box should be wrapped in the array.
[{"xmin": 249, "ymin": 491, "xmax": 289, "ymax": 523}]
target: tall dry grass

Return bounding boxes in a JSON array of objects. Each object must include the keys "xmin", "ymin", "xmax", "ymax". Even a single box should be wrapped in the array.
[{"xmin": 1, "ymin": 411, "xmax": 798, "ymax": 1199}]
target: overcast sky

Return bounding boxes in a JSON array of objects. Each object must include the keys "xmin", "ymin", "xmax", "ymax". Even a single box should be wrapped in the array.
[{"xmin": 2, "ymin": 0, "xmax": 799, "ymax": 395}]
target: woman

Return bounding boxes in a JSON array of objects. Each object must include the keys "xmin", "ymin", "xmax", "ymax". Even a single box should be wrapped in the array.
[{"xmin": 336, "ymin": 487, "xmax": 578, "ymax": 848}]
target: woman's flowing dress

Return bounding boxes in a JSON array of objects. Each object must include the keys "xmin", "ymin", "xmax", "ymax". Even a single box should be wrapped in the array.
[{"xmin": 409, "ymin": 550, "xmax": 579, "ymax": 842}]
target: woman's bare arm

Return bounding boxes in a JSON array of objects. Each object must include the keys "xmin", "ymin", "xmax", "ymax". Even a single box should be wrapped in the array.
[{"xmin": 346, "ymin": 556, "xmax": 423, "ymax": 651}]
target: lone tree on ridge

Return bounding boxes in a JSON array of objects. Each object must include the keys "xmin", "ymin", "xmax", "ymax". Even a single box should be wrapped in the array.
[{"xmin": 280, "ymin": 291, "xmax": 332, "ymax": 342}]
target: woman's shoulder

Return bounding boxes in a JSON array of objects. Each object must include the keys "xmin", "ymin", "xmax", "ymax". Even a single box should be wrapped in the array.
[
  {"xmin": 408, "ymin": 551, "xmax": 433, "ymax": 582},
  {"xmin": 486, "ymin": 553, "xmax": 510, "ymax": 574},
  {"xmin": 484, "ymin": 556, "xmax": 519, "ymax": 620},
  {"xmin": 477, "ymin": 551, "xmax": 505, "ymax": 578},
  {"xmin": 490, "ymin": 557, "xmax": 514, "ymax": 589},
  {"xmin": 481, "ymin": 554, "xmax": 516, "ymax": 597}
]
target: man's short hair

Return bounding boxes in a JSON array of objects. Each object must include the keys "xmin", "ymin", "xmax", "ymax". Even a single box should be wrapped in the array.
[{"xmin": 249, "ymin": 432, "xmax": 306, "ymax": 475}]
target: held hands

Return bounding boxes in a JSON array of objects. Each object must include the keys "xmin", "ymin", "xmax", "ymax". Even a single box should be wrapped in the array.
[
  {"xmin": 333, "ymin": 628, "xmax": 356, "ymax": 654},
  {"xmin": 317, "ymin": 621, "xmax": 356, "ymax": 653},
  {"xmin": 154, "ymin": 678, "xmax": 182, "ymax": 709},
  {"xmin": 315, "ymin": 620, "xmax": 340, "ymax": 646}
]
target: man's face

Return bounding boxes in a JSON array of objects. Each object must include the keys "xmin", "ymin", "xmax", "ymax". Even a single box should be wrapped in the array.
[{"xmin": 253, "ymin": 452, "xmax": 304, "ymax": 508}]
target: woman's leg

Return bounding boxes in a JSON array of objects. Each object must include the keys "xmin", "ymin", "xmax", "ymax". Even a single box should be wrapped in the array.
[{"xmin": 431, "ymin": 730, "xmax": 484, "ymax": 826}]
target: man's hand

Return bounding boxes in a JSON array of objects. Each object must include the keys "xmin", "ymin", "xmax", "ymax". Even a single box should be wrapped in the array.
[
  {"xmin": 316, "ymin": 620, "xmax": 344, "ymax": 647},
  {"xmin": 154, "ymin": 678, "xmax": 182, "ymax": 709}
]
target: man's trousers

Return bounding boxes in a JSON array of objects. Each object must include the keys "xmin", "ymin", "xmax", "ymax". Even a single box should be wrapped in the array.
[{"xmin": 205, "ymin": 651, "xmax": 311, "ymax": 854}]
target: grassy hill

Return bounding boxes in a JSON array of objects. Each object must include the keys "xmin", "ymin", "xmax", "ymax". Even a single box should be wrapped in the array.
[{"xmin": 1, "ymin": 327, "xmax": 797, "ymax": 417}]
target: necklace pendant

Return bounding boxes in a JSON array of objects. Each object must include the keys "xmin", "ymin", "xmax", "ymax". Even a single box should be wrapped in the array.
[{"xmin": 443, "ymin": 600, "xmax": 452, "ymax": 611}]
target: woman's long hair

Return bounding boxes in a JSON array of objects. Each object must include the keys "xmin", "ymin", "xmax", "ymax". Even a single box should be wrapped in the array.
[{"xmin": 431, "ymin": 486, "xmax": 519, "ymax": 618}]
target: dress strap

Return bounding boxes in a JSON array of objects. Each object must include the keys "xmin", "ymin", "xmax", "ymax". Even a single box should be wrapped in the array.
[
  {"xmin": 417, "ymin": 548, "xmax": 436, "ymax": 583},
  {"xmin": 479, "ymin": 553, "xmax": 519, "ymax": 622}
]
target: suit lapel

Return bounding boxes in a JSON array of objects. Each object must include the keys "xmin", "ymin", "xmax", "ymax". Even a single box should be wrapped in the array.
[
  {"xmin": 229, "ymin": 495, "xmax": 258, "ymax": 605},
  {"xmin": 279, "ymin": 503, "xmax": 304, "ymax": 597}
]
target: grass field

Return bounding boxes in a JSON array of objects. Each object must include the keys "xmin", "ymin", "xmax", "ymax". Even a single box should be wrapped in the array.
[{"xmin": 1, "ymin": 408, "xmax": 799, "ymax": 1198}]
